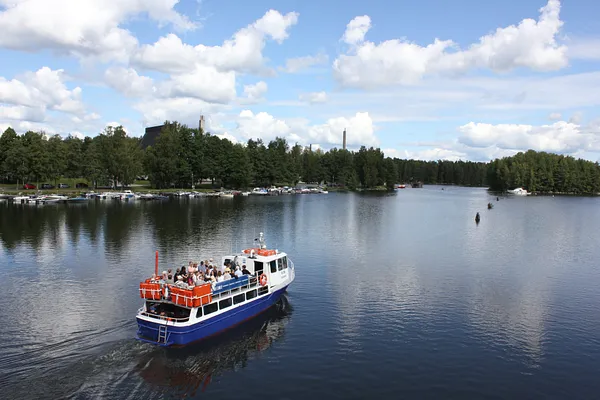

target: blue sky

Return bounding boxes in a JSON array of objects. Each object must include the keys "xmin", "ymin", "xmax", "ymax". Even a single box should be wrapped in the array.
[{"xmin": 1, "ymin": 0, "xmax": 600, "ymax": 161}]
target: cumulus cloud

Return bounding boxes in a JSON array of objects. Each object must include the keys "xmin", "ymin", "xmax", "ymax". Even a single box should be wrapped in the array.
[
  {"xmin": 0, "ymin": 67, "xmax": 85, "ymax": 119},
  {"xmin": 133, "ymin": 97, "xmax": 228, "ymax": 128},
  {"xmin": 104, "ymin": 67, "xmax": 156, "ymax": 98},
  {"xmin": 231, "ymin": 110, "xmax": 377, "ymax": 148},
  {"xmin": 299, "ymin": 91, "xmax": 328, "ymax": 104},
  {"xmin": 458, "ymin": 120, "xmax": 600, "ymax": 154},
  {"xmin": 333, "ymin": 0, "xmax": 567, "ymax": 88},
  {"xmin": 281, "ymin": 53, "xmax": 328, "ymax": 73},
  {"xmin": 0, "ymin": 0, "xmax": 195, "ymax": 62},
  {"xmin": 132, "ymin": 10, "xmax": 298, "ymax": 74},
  {"xmin": 242, "ymin": 81, "xmax": 268, "ymax": 103}
]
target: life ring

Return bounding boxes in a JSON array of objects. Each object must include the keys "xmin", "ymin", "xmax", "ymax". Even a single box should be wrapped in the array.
[{"xmin": 259, "ymin": 273, "xmax": 268, "ymax": 286}]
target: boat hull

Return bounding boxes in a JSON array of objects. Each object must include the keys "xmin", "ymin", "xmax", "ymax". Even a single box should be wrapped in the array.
[{"xmin": 136, "ymin": 285, "xmax": 289, "ymax": 347}]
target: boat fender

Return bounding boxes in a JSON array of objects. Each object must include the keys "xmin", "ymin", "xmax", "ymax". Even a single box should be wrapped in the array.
[
  {"xmin": 250, "ymin": 249, "xmax": 255, "ymax": 259},
  {"xmin": 259, "ymin": 273, "xmax": 268, "ymax": 286},
  {"xmin": 164, "ymin": 286, "xmax": 169, "ymax": 300}
]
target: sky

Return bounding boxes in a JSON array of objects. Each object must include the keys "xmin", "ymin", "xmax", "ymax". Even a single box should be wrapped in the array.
[{"xmin": 1, "ymin": 0, "xmax": 600, "ymax": 162}]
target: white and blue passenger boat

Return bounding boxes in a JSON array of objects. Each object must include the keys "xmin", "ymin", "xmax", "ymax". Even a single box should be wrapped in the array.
[{"xmin": 136, "ymin": 233, "xmax": 295, "ymax": 347}]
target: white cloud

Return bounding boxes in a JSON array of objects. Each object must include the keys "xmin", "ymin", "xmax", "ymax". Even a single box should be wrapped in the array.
[
  {"xmin": 242, "ymin": 81, "xmax": 268, "ymax": 103},
  {"xmin": 70, "ymin": 131, "xmax": 86, "ymax": 140},
  {"xmin": 0, "ymin": 67, "xmax": 85, "ymax": 117},
  {"xmin": 568, "ymin": 111, "xmax": 583, "ymax": 124},
  {"xmin": 281, "ymin": 53, "xmax": 328, "ymax": 73},
  {"xmin": 231, "ymin": 110, "xmax": 377, "ymax": 148},
  {"xmin": 133, "ymin": 10, "xmax": 298, "ymax": 74},
  {"xmin": 548, "ymin": 112, "xmax": 562, "ymax": 120},
  {"xmin": 157, "ymin": 65, "xmax": 237, "ymax": 104},
  {"xmin": 458, "ymin": 120, "xmax": 600, "ymax": 154},
  {"xmin": 104, "ymin": 67, "xmax": 156, "ymax": 98},
  {"xmin": 403, "ymin": 148, "xmax": 466, "ymax": 162},
  {"xmin": 342, "ymin": 15, "xmax": 371, "ymax": 46},
  {"xmin": 333, "ymin": 0, "xmax": 567, "ymax": 89},
  {"xmin": 0, "ymin": 105, "xmax": 45, "ymax": 122},
  {"xmin": 134, "ymin": 97, "xmax": 229, "ymax": 127},
  {"xmin": 0, "ymin": 0, "xmax": 195, "ymax": 62},
  {"xmin": 308, "ymin": 112, "xmax": 377, "ymax": 147},
  {"xmin": 299, "ymin": 91, "xmax": 328, "ymax": 104},
  {"xmin": 215, "ymin": 133, "xmax": 238, "ymax": 143}
]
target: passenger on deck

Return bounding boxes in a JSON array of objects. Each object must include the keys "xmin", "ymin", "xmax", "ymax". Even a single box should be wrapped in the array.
[
  {"xmin": 162, "ymin": 270, "xmax": 168, "ymax": 281},
  {"xmin": 216, "ymin": 271, "xmax": 224, "ymax": 282},
  {"xmin": 242, "ymin": 265, "xmax": 251, "ymax": 275},
  {"xmin": 167, "ymin": 273, "xmax": 173, "ymax": 284},
  {"xmin": 223, "ymin": 270, "xmax": 232, "ymax": 280},
  {"xmin": 199, "ymin": 261, "xmax": 205, "ymax": 274},
  {"xmin": 175, "ymin": 275, "xmax": 188, "ymax": 288},
  {"xmin": 234, "ymin": 266, "xmax": 243, "ymax": 278}
]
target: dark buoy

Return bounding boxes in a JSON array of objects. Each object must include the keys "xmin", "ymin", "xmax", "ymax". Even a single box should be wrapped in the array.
[
  {"xmin": 487, "ymin": 202, "xmax": 493, "ymax": 209},
  {"xmin": 475, "ymin": 212, "xmax": 481, "ymax": 224},
  {"xmin": 496, "ymin": 196, "xmax": 499, "ymax": 201}
]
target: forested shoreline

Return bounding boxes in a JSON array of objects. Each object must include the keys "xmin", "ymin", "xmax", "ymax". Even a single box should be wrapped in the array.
[{"xmin": 1, "ymin": 123, "xmax": 600, "ymax": 194}]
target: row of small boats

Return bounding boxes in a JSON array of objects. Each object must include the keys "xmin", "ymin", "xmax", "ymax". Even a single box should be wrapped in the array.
[
  {"xmin": 174, "ymin": 187, "xmax": 329, "ymax": 198},
  {"xmin": 5, "ymin": 194, "xmax": 89, "ymax": 204}
]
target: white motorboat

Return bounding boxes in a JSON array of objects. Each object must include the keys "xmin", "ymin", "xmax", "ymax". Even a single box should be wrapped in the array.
[{"xmin": 507, "ymin": 187, "xmax": 530, "ymax": 196}]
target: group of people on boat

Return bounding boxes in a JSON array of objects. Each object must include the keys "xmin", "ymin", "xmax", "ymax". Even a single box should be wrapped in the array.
[{"xmin": 149, "ymin": 259, "xmax": 252, "ymax": 290}]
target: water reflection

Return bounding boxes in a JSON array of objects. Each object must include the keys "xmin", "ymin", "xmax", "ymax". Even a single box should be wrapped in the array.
[{"xmin": 133, "ymin": 298, "xmax": 291, "ymax": 398}]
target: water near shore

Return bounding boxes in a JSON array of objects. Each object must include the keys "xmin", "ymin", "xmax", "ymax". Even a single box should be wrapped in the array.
[{"xmin": 1, "ymin": 187, "xmax": 600, "ymax": 399}]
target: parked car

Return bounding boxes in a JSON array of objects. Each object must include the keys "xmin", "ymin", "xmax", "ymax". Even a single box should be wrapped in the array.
[
  {"xmin": 58, "ymin": 183, "xmax": 70, "ymax": 188},
  {"xmin": 75, "ymin": 182, "xmax": 89, "ymax": 188},
  {"xmin": 23, "ymin": 183, "xmax": 36, "ymax": 189},
  {"xmin": 41, "ymin": 183, "xmax": 54, "ymax": 189}
]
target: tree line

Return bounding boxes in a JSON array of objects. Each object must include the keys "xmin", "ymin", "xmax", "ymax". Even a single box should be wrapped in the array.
[
  {"xmin": 1, "ymin": 123, "xmax": 599, "ymax": 194},
  {"xmin": 488, "ymin": 150, "xmax": 600, "ymax": 194}
]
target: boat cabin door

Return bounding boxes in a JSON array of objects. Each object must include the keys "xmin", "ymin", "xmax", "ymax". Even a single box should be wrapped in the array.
[{"xmin": 267, "ymin": 255, "xmax": 288, "ymax": 287}]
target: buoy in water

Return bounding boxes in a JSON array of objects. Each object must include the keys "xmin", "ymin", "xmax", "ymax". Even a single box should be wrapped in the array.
[{"xmin": 475, "ymin": 212, "xmax": 481, "ymax": 223}]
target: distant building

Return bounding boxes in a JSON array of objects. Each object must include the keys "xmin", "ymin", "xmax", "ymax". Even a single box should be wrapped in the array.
[
  {"xmin": 140, "ymin": 114, "xmax": 206, "ymax": 149},
  {"xmin": 141, "ymin": 125, "xmax": 163, "ymax": 149},
  {"xmin": 343, "ymin": 129, "xmax": 347, "ymax": 150}
]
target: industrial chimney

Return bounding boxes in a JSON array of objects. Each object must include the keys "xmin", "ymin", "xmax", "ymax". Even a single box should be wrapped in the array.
[{"xmin": 343, "ymin": 129, "xmax": 347, "ymax": 150}]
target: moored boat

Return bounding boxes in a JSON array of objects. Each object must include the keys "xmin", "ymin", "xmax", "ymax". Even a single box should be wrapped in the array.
[
  {"xmin": 136, "ymin": 233, "xmax": 295, "ymax": 347},
  {"xmin": 507, "ymin": 187, "xmax": 530, "ymax": 196}
]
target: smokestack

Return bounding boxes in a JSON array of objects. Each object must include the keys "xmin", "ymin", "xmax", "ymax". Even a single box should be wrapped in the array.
[
  {"xmin": 343, "ymin": 129, "xmax": 347, "ymax": 150},
  {"xmin": 309, "ymin": 144, "xmax": 312, "ymax": 152},
  {"xmin": 199, "ymin": 115, "xmax": 205, "ymax": 134}
]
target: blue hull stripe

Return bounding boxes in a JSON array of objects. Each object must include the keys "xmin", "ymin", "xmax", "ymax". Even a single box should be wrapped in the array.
[{"xmin": 136, "ymin": 286, "xmax": 288, "ymax": 346}]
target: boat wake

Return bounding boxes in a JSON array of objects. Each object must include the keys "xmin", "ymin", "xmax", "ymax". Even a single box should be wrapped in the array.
[{"xmin": 0, "ymin": 298, "xmax": 292, "ymax": 400}]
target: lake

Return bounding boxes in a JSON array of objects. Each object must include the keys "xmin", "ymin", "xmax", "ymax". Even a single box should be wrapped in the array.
[{"xmin": 1, "ymin": 187, "xmax": 600, "ymax": 399}]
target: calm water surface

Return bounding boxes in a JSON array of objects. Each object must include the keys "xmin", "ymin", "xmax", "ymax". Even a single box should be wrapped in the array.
[{"xmin": 1, "ymin": 187, "xmax": 599, "ymax": 399}]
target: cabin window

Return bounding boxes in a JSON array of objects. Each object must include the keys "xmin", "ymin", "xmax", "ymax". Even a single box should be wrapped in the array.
[
  {"xmin": 277, "ymin": 258, "xmax": 285, "ymax": 271},
  {"xmin": 196, "ymin": 308, "xmax": 203, "ymax": 318},
  {"xmin": 219, "ymin": 298, "xmax": 233, "ymax": 310},
  {"xmin": 254, "ymin": 261, "xmax": 264, "ymax": 274},
  {"xmin": 282, "ymin": 256, "xmax": 288, "ymax": 269},
  {"xmin": 203, "ymin": 302, "xmax": 218, "ymax": 315},
  {"xmin": 246, "ymin": 289, "xmax": 257, "ymax": 300},
  {"xmin": 258, "ymin": 286, "xmax": 269, "ymax": 296},
  {"xmin": 233, "ymin": 293, "xmax": 245, "ymax": 305},
  {"xmin": 270, "ymin": 260, "xmax": 277, "ymax": 273}
]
